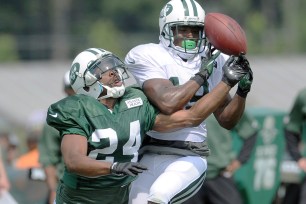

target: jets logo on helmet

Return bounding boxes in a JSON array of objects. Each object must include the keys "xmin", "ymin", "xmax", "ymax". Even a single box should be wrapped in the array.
[
  {"xmin": 160, "ymin": 4, "xmax": 173, "ymax": 18},
  {"xmin": 69, "ymin": 63, "xmax": 80, "ymax": 86}
]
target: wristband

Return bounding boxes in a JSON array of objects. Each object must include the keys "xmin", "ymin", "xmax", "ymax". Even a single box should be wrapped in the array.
[
  {"xmin": 190, "ymin": 73, "xmax": 206, "ymax": 86},
  {"xmin": 221, "ymin": 76, "xmax": 235, "ymax": 87},
  {"xmin": 236, "ymin": 86, "xmax": 248, "ymax": 98},
  {"xmin": 110, "ymin": 162, "xmax": 118, "ymax": 174}
]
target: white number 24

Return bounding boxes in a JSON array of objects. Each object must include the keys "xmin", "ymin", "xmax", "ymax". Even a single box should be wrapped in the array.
[{"xmin": 88, "ymin": 120, "xmax": 141, "ymax": 163}]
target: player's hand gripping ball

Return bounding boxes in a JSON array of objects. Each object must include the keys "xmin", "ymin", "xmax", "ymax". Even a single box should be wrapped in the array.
[{"xmin": 204, "ymin": 13, "xmax": 247, "ymax": 56}]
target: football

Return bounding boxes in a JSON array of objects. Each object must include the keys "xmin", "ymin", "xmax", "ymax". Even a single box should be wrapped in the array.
[{"xmin": 204, "ymin": 12, "xmax": 247, "ymax": 56}]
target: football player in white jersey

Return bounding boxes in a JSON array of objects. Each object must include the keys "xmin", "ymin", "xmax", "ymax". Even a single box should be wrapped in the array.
[{"xmin": 125, "ymin": 0, "xmax": 253, "ymax": 203}]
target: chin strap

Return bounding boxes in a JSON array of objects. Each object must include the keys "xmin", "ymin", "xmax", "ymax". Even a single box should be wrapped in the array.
[{"xmin": 99, "ymin": 84, "xmax": 125, "ymax": 99}]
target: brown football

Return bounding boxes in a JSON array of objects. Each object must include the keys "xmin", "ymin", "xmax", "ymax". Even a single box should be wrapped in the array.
[{"xmin": 204, "ymin": 13, "xmax": 247, "ymax": 56}]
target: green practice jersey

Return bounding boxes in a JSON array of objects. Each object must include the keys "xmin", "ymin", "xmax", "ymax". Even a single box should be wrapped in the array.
[{"xmin": 47, "ymin": 87, "xmax": 159, "ymax": 190}]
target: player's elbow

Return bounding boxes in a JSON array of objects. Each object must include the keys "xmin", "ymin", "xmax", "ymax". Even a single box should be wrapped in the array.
[
  {"xmin": 161, "ymin": 107, "xmax": 178, "ymax": 115},
  {"xmin": 221, "ymin": 123, "xmax": 235, "ymax": 130},
  {"xmin": 217, "ymin": 118, "xmax": 236, "ymax": 130},
  {"xmin": 185, "ymin": 116, "xmax": 203, "ymax": 127},
  {"xmin": 65, "ymin": 162, "xmax": 76, "ymax": 173},
  {"xmin": 191, "ymin": 119, "xmax": 203, "ymax": 127},
  {"xmin": 158, "ymin": 102, "xmax": 184, "ymax": 115},
  {"xmin": 64, "ymin": 157, "xmax": 80, "ymax": 173}
]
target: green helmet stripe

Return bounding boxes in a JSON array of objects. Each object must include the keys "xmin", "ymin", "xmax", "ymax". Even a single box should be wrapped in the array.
[
  {"xmin": 85, "ymin": 48, "xmax": 105, "ymax": 55},
  {"xmin": 181, "ymin": 0, "xmax": 199, "ymax": 17},
  {"xmin": 85, "ymin": 49, "xmax": 99, "ymax": 55},
  {"xmin": 190, "ymin": 0, "xmax": 198, "ymax": 16},
  {"xmin": 181, "ymin": 0, "xmax": 190, "ymax": 16}
]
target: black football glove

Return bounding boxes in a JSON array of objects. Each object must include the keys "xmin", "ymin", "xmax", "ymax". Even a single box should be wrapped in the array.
[
  {"xmin": 237, "ymin": 69, "xmax": 253, "ymax": 98},
  {"xmin": 110, "ymin": 162, "xmax": 148, "ymax": 176},
  {"xmin": 236, "ymin": 55, "xmax": 253, "ymax": 97},
  {"xmin": 222, "ymin": 54, "xmax": 250, "ymax": 87},
  {"xmin": 236, "ymin": 54, "xmax": 251, "ymax": 71},
  {"xmin": 191, "ymin": 43, "xmax": 220, "ymax": 85}
]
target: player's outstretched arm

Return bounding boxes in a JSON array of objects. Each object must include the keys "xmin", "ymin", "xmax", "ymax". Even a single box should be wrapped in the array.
[
  {"xmin": 153, "ymin": 81, "xmax": 230, "ymax": 132},
  {"xmin": 143, "ymin": 78, "xmax": 202, "ymax": 114},
  {"xmin": 153, "ymin": 56, "xmax": 249, "ymax": 133},
  {"xmin": 214, "ymin": 54, "xmax": 252, "ymax": 129},
  {"xmin": 142, "ymin": 53, "xmax": 219, "ymax": 115}
]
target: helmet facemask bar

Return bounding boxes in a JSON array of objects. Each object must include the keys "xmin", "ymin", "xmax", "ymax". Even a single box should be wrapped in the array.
[{"xmin": 84, "ymin": 54, "xmax": 129, "ymax": 87}]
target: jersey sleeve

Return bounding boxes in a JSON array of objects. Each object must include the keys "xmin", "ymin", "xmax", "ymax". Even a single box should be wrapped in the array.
[
  {"xmin": 125, "ymin": 44, "xmax": 168, "ymax": 87},
  {"xmin": 46, "ymin": 97, "xmax": 91, "ymax": 139},
  {"xmin": 38, "ymin": 123, "xmax": 61, "ymax": 166},
  {"xmin": 285, "ymin": 89, "xmax": 306, "ymax": 134}
]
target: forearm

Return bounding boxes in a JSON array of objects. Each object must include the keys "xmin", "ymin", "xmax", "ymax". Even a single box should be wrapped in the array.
[
  {"xmin": 63, "ymin": 153, "xmax": 112, "ymax": 177},
  {"xmin": 144, "ymin": 79, "xmax": 202, "ymax": 114},
  {"xmin": 214, "ymin": 94, "xmax": 246, "ymax": 129},
  {"xmin": 213, "ymin": 54, "xmax": 251, "ymax": 129},
  {"xmin": 189, "ymin": 82, "xmax": 231, "ymax": 123},
  {"xmin": 44, "ymin": 166, "xmax": 58, "ymax": 191},
  {"xmin": 61, "ymin": 135, "xmax": 112, "ymax": 177},
  {"xmin": 153, "ymin": 82, "xmax": 231, "ymax": 132}
]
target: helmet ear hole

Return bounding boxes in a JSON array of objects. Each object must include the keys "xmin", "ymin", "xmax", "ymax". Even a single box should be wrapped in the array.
[
  {"xmin": 83, "ymin": 87, "xmax": 90, "ymax": 92},
  {"xmin": 84, "ymin": 71, "xmax": 98, "ymax": 87}
]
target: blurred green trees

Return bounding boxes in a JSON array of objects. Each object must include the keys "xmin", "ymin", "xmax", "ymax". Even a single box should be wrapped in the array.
[
  {"xmin": 0, "ymin": 0, "xmax": 305, "ymax": 61},
  {"xmin": 0, "ymin": 34, "xmax": 18, "ymax": 61}
]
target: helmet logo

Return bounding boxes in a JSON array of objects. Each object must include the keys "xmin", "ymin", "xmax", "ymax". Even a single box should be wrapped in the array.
[
  {"xmin": 70, "ymin": 63, "xmax": 80, "ymax": 85},
  {"xmin": 165, "ymin": 4, "xmax": 173, "ymax": 16},
  {"xmin": 160, "ymin": 4, "xmax": 173, "ymax": 18}
]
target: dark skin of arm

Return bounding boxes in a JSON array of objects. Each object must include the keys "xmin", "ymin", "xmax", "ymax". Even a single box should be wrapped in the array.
[
  {"xmin": 143, "ymin": 78, "xmax": 246, "ymax": 130},
  {"xmin": 61, "ymin": 135, "xmax": 112, "ymax": 177}
]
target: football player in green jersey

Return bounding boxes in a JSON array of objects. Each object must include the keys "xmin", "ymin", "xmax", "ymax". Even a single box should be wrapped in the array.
[{"xmin": 46, "ymin": 47, "xmax": 249, "ymax": 204}]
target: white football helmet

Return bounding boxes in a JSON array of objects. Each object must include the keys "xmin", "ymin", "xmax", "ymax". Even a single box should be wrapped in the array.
[
  {"xmin": 69, "ymin": 48, "xmax": 129, "ymax": 99},
  {"xmin": 159, "ymin": 0, "xmax": 206, "ymax": 60}
]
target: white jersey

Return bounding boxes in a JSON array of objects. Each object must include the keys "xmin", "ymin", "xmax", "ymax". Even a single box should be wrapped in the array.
[{"xmin": 125, "ymin": 42, "xmax": 229, "ymax": 142}]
